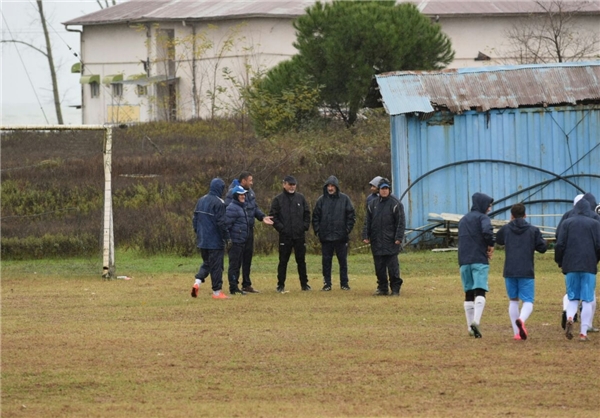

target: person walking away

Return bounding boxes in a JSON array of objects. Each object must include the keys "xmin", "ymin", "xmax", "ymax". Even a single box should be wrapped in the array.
[
  {"xmin": 191, "ymin": 178, "xmax": 230, "ymax": 299},
  {"xmin": 555, "ymin": 197, "xmax": 600, "ymax": 342},
  {"xmin": 224, "ymin": 171, "xmax": 273, "ymax": 293},
  {"xmin": 362, "ymin": 178, "xmax": 405, "ymax": 296},
  {"xmin": 225, "ymin": 186, "xmax": 251, "ymax": 295},
  {"xmin": 557, "ymin": 193, "xmax": 600, "ymax": 332},
  {"xmin": 270, "ymin": 175, "xmax": 311, "ymax": 292},
  {"xmin": 458, "ymin": 192, "xmax": 495, "ymax": 338},
  {"xmin": 496, "ymin": 203, "xmax": 548, "ymax": 340},
  {"xmin": 312, "ymin": 175, "xmax": 356, "ymax": 291}
]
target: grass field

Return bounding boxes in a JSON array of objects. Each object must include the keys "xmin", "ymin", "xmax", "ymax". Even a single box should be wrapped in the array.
[{"xmin": 2, "ymin": 250, "xmax": 598, "ymax": 417}]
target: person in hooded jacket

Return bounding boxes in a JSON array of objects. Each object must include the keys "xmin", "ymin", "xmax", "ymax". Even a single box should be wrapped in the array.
[
  {"xmin": 496, "ymin": 203, "xmax": 547, "ymax": 340},
  {"xmin": 555, "ymin": 197, "xmax": 600, "ymax": 342},
  {"xmin": 224, "ymin": 171, "xmax": 273, "ymax": 293},
  {"xmin": 270, "ymin": 175, "xmax": 311, "ymax": 292},
  {"xmin": 312, "ymin": 175, "xmax": 356, "ymax": 291},
  {"xmin": 191, "ymin": 178, "xmax": 230, "ymax": 300},
  {"xmin": 362, "ymin": 178, "xmax": 405, "ymax": 296},
  {"xmin": 556, "ymin": 192, "xmax": 600, "ymax": 333},
  {"xmin": 458, "ymin": 192, "xmax": 495, "ymax": 338},
  {"xmin": 225, "ymin": 186, "xmax": 251, "ymax": 295}
]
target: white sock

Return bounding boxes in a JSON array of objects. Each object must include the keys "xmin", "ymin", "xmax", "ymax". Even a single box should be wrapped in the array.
[
  {"xmin": 581, "ymin": 301, "xmax": 592, "ymax": 335},
  {"xmin": 509, "ymin": 301, "xmax": 520, "ymax": 335},
  {"xmin": 474, "ymin": 296, "xmax": 486, "ymax": 325},
  {"xmin": 590, "ymin": 294, "xmax": 597, "ymax": 327},
  {"xmin": 520, "ymin": 301, "xmax": 533, "ymax": 323},
  {"xmin": 195, "ymin": 278, "xmax": 202, "ymax": 286},
  {"xmin": 562, "ymin": 293, "xmax": 569, "ymax": 311},
  {"xmin": 464, "ymin": 301, "xmax": 474, "ymax": 330},
  {"xmin": 566, "ymin": 300, "xmax": 579, "ymax": 321},
  {"xmin": 213, "ymin": 290, "xmax": 220, "ymax": 296}
]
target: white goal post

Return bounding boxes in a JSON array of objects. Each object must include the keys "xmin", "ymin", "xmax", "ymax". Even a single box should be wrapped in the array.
[{"xmin": 1, "ymin": 125, "xmax": 115, "ymax": 279}]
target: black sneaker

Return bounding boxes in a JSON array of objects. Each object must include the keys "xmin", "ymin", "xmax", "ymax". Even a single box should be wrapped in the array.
[
  {"xmin": 230, "ymin": 288, "xmax": 246, "ymax": 295},
  {"xmin": 301, "ymin": 284, "xmax": 312, "ymax": 291},
  {"xmin": 322, "ymin": 285, "xmax": 332, "ymax": 291},
  {"xmin": 373, "ymin": 289, "xmax": 389, "ymax": 296},
  {"xmin": 341, "ymin": 285, "xmax": 351, "ymax": 291},
  {"xmin": 390, "ymin": 291, "xmax": 400, "ymax": 297},
  {"xmin": 276, "ymin": 285, "xmax": 285, "ymax": 293}
]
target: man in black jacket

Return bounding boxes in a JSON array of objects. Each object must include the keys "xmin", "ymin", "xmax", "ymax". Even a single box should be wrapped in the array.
[
  {"xmin": 312, "ymin": 175, "xmax": 356, "ymax": 291},
  {"xmin": 270, "ymin": 175, "xmax": 311, "ymax": 292},
  {"xmin": 363, "ymin": 178, "xmax": 405, "ymax": 296}
]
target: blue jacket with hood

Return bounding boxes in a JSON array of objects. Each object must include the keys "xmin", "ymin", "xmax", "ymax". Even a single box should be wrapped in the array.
[
  {"xmin": 458, "ymin": 192, "xmax": 495, "ymax": 266},
  {"xmin": 496, "ymin": 217, "xmax": 547, "ymax": 278},
  {"xmin": 312, "ymin": 175, "xmax": 356, "ymax": 242},
  {"xmin": 225, "ymin": 196, "xmax": 250, "ymax": 244},
  {"xmin": 224, "ymin": 179, "xmax": 266, "ymax": 229},
  {"xmin": 193, "ymin": 178, "xmax": 229, "ymax": 250},
  {"xmin": 555, "ymin": 198, "xmax": 600, "ymax": 274}
]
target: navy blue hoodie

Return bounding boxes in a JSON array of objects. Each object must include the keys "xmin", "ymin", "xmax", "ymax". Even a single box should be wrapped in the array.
[
  {"xmin": 496, "ymin": 217, "xmax": 547, "ymax": 278},
  {"xmin": 556, "ymin": 192, "xmax": 600, "ymax": 241},
  {"xmin": 193, "ymin": 178, "xmax": 229, "ymax": 249},
  {"xmin": 458, "ymin": 192, "xmax": 495, "ymax": 266},
  {"xmin": 555, "ymin": 198, "xmax": 600, "ymax": 274}
]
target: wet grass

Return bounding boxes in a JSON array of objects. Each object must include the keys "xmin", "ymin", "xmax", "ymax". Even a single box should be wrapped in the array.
[{"xmin": 2, "ymin": 250, "xmax": 598, "ymax": 417}]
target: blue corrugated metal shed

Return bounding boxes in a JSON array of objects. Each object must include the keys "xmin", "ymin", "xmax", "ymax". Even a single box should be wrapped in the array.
[{"xmin": 375, "ymin": 62, "xmax": 600, "ymax": 245}]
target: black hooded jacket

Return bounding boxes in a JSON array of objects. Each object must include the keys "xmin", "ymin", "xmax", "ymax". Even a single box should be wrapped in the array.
[
  {"xmin": 496, "ymin": 217, "xmax": 547, "ymax": 278},
  {"xmin": 555, "ymin": 198, "xmax": 600, "ymax": 274},
  {"xmin": 363, "ymin": 191, "xmax": 405, "ymax": 256},
  {"xmin": 458, "ymin": 192, "xmax": 495, "ymax": 266},
  {"xmin": 312, "ymin": 176, "xmax": 356, "ymax": 242}
]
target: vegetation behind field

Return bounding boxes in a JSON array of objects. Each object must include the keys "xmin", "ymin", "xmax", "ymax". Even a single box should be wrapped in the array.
[
  {"xmin": 2, "ymin": 250, "xmax": 598, "ymax": 417},
  {"xmin": 1, "ymin": 112, "xmax": 392, "ymax": 259}
]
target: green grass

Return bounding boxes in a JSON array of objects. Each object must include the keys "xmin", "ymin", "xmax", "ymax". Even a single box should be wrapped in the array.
[{"xmin": 2, "ymin": 250, "xmax": 599, "ymax": 417}]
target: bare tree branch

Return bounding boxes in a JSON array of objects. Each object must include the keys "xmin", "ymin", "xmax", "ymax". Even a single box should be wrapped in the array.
[{"xmin": 0, "ymin": 40, "xmax": 48, "ymax": 57}]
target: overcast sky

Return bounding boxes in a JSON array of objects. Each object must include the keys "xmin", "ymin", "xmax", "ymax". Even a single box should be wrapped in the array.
[{"xmin": 1, "ymin": 1, "xmax": 122, "ymax": 124}]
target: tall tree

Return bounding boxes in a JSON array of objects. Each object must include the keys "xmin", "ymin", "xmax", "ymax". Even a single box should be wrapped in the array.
[
  {"xmin": 292, "ymin": 0, "xmax": 454, "ymax": 127},
  {"xmin": 503, "ymin": 0, "xmax": 600, "ymax": 64}
]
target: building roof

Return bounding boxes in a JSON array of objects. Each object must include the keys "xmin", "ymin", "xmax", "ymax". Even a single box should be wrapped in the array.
[
  {"xmin": 375, "ymin": 61, "xmax": 600, "ymax": 115},
  {"xmin": 63, "ymin": 0, "xmax": 600, "ymax": 26}
]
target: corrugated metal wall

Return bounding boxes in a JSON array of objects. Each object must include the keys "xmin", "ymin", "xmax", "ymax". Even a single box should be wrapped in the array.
[{"xmin": 391, "ymin": 104, "xmax": 600, "ymax": 243}]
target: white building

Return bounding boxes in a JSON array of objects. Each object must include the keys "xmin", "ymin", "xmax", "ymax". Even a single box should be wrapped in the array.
[{"xmin": 63, "ymin": 0, "xmax": 600, "ymax": 124}]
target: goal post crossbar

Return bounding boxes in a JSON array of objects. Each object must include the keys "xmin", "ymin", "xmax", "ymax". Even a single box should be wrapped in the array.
[{"xmin": 1, "ymin": 125, "xmax": 115, "ymax": 279}]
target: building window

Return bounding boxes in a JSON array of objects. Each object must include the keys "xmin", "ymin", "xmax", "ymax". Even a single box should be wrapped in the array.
[
  {"xmin": 112, "ymin": 83, "xmax": 123, "ymax": 97},
  {"xmin": 90, "ymin": 82, "xmax": 99, "ymax": 98},
  {"xmin": 136, "ymin": 85, "xmax": 147, "ymax": 96}
]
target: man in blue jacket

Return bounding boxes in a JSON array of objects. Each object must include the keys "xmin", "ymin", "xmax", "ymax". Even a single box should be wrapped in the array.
[
  {"xmin": 225, "ymin": 186, "xmax": 250, "ymax": 295},
  {"xmin": 312, "ymin": 175, "xmax": 356, "ymax": 291},
  {"xmin": 458, "ymin": 192, "xmax": 495, "ymax": 338},
  {"xmin": 225, "ymin": 171, "xmax": 273, "ymax": 293},
  {"xmin": 496, "ymin": 203, "xmax": 547, "ymax": 340},
  {"xmin": 191, "ymin": 178, "xmax": 230, "ymax": 300},
  {"xmin": 555, "ymin": 197, "xmax": 600, "ymax": 341}
]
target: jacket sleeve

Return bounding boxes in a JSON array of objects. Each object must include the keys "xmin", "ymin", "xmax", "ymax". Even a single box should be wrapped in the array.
[
  {"xmin": 394, "ymin": 201, "xmax": 406, "ymax": 242},
  {"xmin": 481, "ymin": 216, "xmax": 495, "ymax": 247},
  {"xmin": 270, "ymin": 195, "xmax": 283, "ymax": 233},
  {"xmin": 254, "ymin": 206, "xmax": 266, "ymax": 222},
  {"xmin": 312, "ymin": 197, "xmax": 322, "ymax": 235},
  {"xmin": 303, "ymin": 196, "xmax": 311, "ymax": 232},
  {"xmin": 216, "ymin": 200, "xmax": 230, "ymax": 241},
  {"xmin": 554, "ymin": 227, "xmax": 566, "ymax": 267},
  {"xmin": 346, "ymin": 197, "xmax": 356, "ymax": 234},
  {"xmin": 363, "ymin": 201, "xmax": 373, "ymax": 240},
  {"xmin": 534, "ymin": 228, "xmax": 548, "ymax": 254},
  {"xmin": 495, "ymin": 225, "xmax": 505, "ymax": 246}
]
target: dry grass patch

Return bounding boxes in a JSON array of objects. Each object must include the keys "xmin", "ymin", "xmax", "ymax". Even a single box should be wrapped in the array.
[{"xmin": 2, "ymin": 251, "xmax": 598, "ymax": 417}]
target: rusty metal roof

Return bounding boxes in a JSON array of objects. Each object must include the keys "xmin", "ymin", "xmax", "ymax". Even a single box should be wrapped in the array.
[
  {"xmin": 64, "ymin": 0, "xmax": 600, "ymax": 26},
  {"xmin": 375, "ymin": 61, "xmax": 600, "ymax": 115}
]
